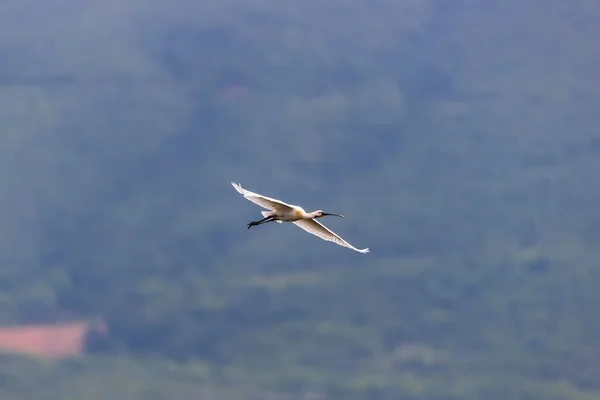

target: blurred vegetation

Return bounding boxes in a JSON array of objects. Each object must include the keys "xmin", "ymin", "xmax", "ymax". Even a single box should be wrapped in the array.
[{"xmin": 1, "ymin": 0, "xmax": 600, "ymax": 398}]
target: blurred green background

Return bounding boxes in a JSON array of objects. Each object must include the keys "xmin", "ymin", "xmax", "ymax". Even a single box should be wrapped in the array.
[{"xmin": 1, "ymin": 0, "xmax": 599, "ymax": 398}]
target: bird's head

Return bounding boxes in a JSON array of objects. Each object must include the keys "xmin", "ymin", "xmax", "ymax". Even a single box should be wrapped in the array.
[{"xmin": 313, "ymin": 210, "xmax": 344, "ymax": 219}]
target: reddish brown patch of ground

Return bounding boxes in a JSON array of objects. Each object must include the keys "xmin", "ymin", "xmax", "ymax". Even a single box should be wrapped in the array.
[{"xmin": 0, "ymin": 321, "xmax": 105, "ymax": 359}]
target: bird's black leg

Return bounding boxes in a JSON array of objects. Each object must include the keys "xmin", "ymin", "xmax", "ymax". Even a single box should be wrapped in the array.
[{"xmin": 247, "ymin": 216, "xmax": 276, "ymax": 229}]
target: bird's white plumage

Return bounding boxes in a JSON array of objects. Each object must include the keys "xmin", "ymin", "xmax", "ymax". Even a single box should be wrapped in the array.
[
  {"xmin": 293, "ymin": 219, "xmax": 369, "ymax": 254},
  {"xmin": 231, "ymin": 182, "xmax": 369, "ymax": 254},
  {"xmin": 231, "ymin": 182, "xmax": 295, "ymax": 212}
]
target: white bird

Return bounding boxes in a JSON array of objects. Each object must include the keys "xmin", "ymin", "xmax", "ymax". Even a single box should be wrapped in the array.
[{"xmin": 231, "ymin": 182, "xmax": 369, "ymax": 254}]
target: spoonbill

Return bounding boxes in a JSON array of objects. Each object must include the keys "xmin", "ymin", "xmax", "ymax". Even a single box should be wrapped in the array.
[{"xmin": 231, "ymin": 182, "xmax": 369, "ymax": 254}]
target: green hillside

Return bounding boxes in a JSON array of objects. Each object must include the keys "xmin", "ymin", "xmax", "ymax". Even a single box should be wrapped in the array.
[{"xmin": 1, "ymin": 0, "xmax": 599, "ymax": 398}]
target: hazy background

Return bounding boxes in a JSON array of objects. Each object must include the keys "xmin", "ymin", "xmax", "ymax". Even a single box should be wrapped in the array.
[{"xmin": 1, "ymin": 0, "xmax": 599, "ymax": 399}]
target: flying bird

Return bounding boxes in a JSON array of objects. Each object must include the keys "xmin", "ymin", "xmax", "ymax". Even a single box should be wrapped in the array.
[{"xmin": 231, "ymin": 182, "xmax": 369, "ymax": 254}]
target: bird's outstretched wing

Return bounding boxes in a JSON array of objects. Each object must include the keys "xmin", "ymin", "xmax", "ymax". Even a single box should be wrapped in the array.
[
  {"xmin": 231, "ymin": 182, "xmax": 295, "ymax": 211},
  {"xmin": 293, "ymin": 219, "xmax": 369, "ymax": 254}
]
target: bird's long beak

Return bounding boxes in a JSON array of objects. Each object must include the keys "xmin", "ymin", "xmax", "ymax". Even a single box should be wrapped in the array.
[{"xmin": 322, "ymin": 212, "xmax": 344, "ymax": 218}]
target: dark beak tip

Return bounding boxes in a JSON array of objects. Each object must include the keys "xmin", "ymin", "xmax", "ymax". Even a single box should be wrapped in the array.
[{"xmin": 325, "ymin": 213, "xmax": 344, "ymax": 218}]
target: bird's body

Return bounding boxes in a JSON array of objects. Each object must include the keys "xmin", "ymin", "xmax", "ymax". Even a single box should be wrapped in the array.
[{"xmin": 231, "ymin": 182, "xmax": 369, "ymax": 254}]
